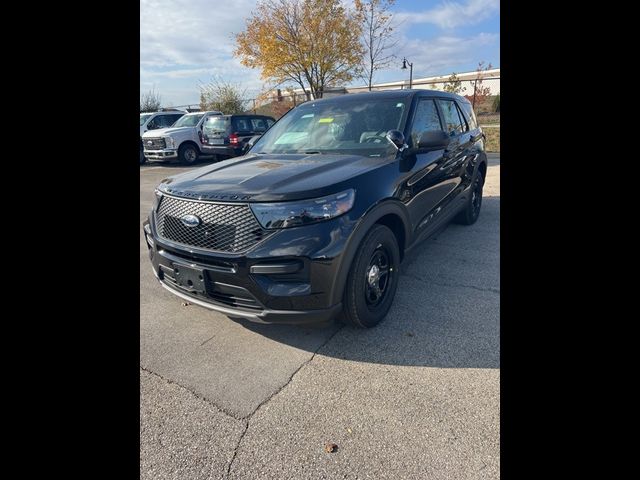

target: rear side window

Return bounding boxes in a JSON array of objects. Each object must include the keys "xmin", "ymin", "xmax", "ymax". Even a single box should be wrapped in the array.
[
  {"xmin": 266, "ymin": 118, "xmax": 275, "ymax": 128},
  {"xmin": 437, "ymin": 99, "xmax": 467, "ymax": 136},
  {"xmin": 458, "ymin": 102, "xmax": 478, "ymax": 129},
  {"xmin": 251, "ymin": 118, "xmax": 268, "ymax": 132},
  {"xmin": 410, "ymin": 99, "xmax": 442, "ymax": 147},
  {"xmin": 233, "ymin": 117, "xmax": 252, "ymax": 132}
]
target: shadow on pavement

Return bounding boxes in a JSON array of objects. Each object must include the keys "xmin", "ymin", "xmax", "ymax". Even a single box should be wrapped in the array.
[{"xmin": 229, "ymin": 196, "xmax": 500, "ymax": 369}]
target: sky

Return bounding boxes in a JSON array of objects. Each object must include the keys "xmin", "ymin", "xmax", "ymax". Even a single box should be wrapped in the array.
[{"xmin": 140, "ymin": 0, "xmax": 500, "ymax": 107}]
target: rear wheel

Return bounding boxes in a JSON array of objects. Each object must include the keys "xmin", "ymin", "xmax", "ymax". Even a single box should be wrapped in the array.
[
  {"xmin": 454, "ymin": 169, "xmax": 484, "ymax": 225},
  {"xmin": 342, "ymin": 225, "xmax": 400, "ymax": 328},
  {"xmin": 178, "ymin": 143, "xmax": 199, "ymax": 165}
]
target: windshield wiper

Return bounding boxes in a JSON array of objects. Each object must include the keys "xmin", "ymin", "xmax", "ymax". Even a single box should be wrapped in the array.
[{"xmin": 303, "ymin": 151, "xmax": 322, "ymax": 154}]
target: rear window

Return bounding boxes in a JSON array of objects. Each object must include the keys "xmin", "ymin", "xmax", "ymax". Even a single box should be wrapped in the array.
[{"xmin": 203, "ymin": 116, "xmax": 231, "ymax": 134}]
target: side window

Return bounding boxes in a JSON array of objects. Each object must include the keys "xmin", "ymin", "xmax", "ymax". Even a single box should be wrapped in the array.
[
  {"xmin": 458, "ymin": 102, "xmax": 477, "ymax": 130},
  {"xmin": 156, "ymin": 115, "xmax": 173, "ymax": 128},
  {"xmin": 234, "ymin": 117, "xmax": 251, "ymax": 132},
  {"xmin": 410, "ymin": 99, "xmax": 442, "ymax": 147},
  {"xmin": 266, "ymin": 118, "xmax": 275, "ymax": 128},
  {"xmin": 169, "ymin": 114, "xmax": 183, "ymax": 126},
  {"xmin": 437, "ymin": 99, "xmax": 465, "ymax": 136},
  {"xmin": 251, "ymin": 118, "xmax": 267, "ymax": 132},
  {"xmin": 455, "ymin": 103, "xmax": 469, "ymax": 132}
]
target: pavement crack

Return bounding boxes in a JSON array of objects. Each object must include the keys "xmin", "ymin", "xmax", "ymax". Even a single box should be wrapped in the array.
[
  {"xmin": 199, "ymin": 334, "xmax": 216, "ymax": 346},
  {"xmin": 223, "ymin": 324, "xmax": 345, "ymax": 478},
  {"xmin": 140, "ymin": 365, "xmax": 245, "ymax": 422},
  {"xmin": 403, "ymin": 272, "xmax": 500, "ymax": 294}
]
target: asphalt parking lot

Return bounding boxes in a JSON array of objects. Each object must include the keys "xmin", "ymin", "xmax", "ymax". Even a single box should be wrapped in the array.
[{"xmin": 140, "ymin": 154, "xmax": 500, "ymax": 479}]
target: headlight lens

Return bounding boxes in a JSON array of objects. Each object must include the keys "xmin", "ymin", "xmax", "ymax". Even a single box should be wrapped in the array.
[
  {"xmin": 163, "ymin": 136, "xmax": 175, "ymax": 148},
  {"xmin": 250, "ymin": 189, "xmax": 355, "ymax": 229}
]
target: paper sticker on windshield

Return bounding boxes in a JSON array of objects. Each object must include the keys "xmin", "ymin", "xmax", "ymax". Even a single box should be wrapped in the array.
[
  {"xmin": 301, "ymin": 114, "xmax": 314, "ymax": 118},
  {"xmin": 318, "ymin": 118, "xmax": 334, "ymax": 123}
]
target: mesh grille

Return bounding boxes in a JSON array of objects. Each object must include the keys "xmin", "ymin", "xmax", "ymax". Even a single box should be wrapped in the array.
[
  {"xmin": 155, "ymin": 196, "xmax": 271, "ymax": 253},
  {"xmin": 144, "ymin": 137, "xmax": 166, "ymax": 149}
]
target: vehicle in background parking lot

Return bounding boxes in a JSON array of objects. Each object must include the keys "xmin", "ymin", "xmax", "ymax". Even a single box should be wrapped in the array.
[
  {"xmin": 140, "ymin": 111, "xmax": 186, "ymax": 164},
  {"xmin": 142, "ymin": 110, "xmax": 223, "ymax": 165},
  {"xmin": 201, "ymin": 115, "xmax": 275, "ymax": 159},
  {"xmin": 144, "ymin": 90, "xmax": 487, "ymax": 328}
]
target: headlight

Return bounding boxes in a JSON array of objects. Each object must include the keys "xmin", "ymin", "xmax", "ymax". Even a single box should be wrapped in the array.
[
  {"xmin": 153, "ymin": 189, "xmax": 163, "ymax": 211},
  {"xmin": 163, "ymin": 136, "xmax": 175, "ymax": 148},
  {"xmin": 250, "ymin": 189, "xmax": 355, "ymax": 229}
]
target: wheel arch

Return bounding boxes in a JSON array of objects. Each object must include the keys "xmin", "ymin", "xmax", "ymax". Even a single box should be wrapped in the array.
[{"xmin": 329, "ymin": 200, "xmax": 411, "ymax": 306}]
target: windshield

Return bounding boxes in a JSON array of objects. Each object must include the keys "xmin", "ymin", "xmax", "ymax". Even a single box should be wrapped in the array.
[
  {"xmin": 252, "ymin": 97, "xmax": 408, "ymax": 157},
  {"xmin": 203, "ymin": 116, "xmax": 231, "ymax": 134},
  {"xmin": 140, "ymin": 114, "xmax": 153, "ymax": 126},
  {"xmin": 173, "ymin": 114, "xmax": 204, "ymax": 128}
]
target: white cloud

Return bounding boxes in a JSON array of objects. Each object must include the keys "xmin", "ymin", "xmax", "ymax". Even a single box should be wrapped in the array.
[
  {"xmin": 390, "ymin": 32, "xmax": 498, "ymax": 79},
  {"xmin": 396, "ymin": 0, "xmax": 499, "ymax": 29}
]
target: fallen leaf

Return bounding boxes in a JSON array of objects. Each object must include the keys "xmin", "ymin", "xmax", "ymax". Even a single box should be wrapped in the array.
[{"xmin": 325, "ymin": 442, "xmax": 338, "ymax": 453}]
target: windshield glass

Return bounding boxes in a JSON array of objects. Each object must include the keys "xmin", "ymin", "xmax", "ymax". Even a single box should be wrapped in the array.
[
  {"xmin": 173, "ymin": 114, "xmax": 204, "ymax": 127},
  {"xmin": 140, "ymin": 114, "xmax": 153, "ymax": 126},
  {"xmin": 252, "ymin": 97, "xmax": 408, "ymax": 157},
  {"xmin": 203, "ymin": 116, "xmax": 231, "ymax": 134}
]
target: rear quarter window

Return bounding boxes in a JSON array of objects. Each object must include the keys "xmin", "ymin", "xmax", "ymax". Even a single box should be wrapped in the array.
[{"xmin": 458, "ymin": 101, "xmax": 478, "ymax": 130}]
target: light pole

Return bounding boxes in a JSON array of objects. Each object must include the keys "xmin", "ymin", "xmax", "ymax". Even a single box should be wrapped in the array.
[{"xmin": 401, "ymin": 57, "xmax": 413, "ymax": 89}]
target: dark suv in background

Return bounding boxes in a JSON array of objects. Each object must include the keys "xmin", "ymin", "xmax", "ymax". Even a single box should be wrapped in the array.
[
  {"xmin": 201, "ymin": 114, "xmax": 275, "ymax": 159},
  {"xmin": 143, "ymin": 90, "xmax": 486, "ymax": 328}
]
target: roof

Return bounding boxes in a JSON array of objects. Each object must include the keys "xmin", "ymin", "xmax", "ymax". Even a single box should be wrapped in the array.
[
  {"xmin": 298, "ymin": 89, "xmax": 466, "ymax": 105},
  {"xmin": 184, "ymin": 110, "xmax": 222, "ymax": 116}
]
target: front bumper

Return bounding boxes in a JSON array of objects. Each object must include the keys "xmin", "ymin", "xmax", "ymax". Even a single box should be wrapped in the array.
[
  {"xmin": 143, "ymin": 148, "xmax": 178, "ymax": 160},
  {"xmin": 143, "ymin": 213, "xmax": 355, "ymax": 324}
]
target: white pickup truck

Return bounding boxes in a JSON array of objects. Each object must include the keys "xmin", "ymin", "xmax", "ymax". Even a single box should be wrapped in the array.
[
  {"xmin": 140, "ymin": 111, "xmax": 186, "ymax": 164},
  {"xmin": 141, "ymin": 110, "xmax": 223, "ymax": 165}
]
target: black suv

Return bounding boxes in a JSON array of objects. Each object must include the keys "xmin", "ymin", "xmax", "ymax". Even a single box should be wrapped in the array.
[
  {"xmin": 143, "ymin": 90, "xmax": 487, "ymax": 328},
  {"xmin": 201, "ymin": 114, "xmax": 276, "ymax": 159}
]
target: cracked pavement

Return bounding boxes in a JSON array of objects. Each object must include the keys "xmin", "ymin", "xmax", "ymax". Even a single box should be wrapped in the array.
[{"xmin": 140, "ymin": 154, "xmax": 500, "ymax": 479}]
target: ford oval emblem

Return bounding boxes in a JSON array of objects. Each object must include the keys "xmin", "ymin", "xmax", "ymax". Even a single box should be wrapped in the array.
[
  {"xmin": 147, "ymin": 140, "xmax": 152, "ymax": 145},
  {"xmin": 180, "ymin": 214, "xmax": 201, "ymax": 227}
]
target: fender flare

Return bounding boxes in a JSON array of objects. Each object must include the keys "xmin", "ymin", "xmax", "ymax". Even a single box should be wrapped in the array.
[{"xmin": 328, "ymin": 200, "xmax": 411, "ymax": 306}]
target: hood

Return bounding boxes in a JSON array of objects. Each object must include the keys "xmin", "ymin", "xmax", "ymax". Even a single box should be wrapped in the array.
[
  {"xmin": 142, "ymin": 126, "xmax": 194, "ymax": 138},
  {"xmin": 158, "ymin": 153, "xmax": 390, "ymax": 202}
]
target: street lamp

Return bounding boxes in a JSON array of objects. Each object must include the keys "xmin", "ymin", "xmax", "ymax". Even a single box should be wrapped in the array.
[{"xmin": 401, "ymin": 57, "xmax": 413, "ymax": 89}]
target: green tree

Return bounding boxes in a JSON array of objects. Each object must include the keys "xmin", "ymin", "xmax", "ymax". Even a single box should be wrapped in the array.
[
  {"xmin": 443, "ymin": 73, "xmax": 466, "ymax": 94},
  {"xmin": 234, "ymin": 0, "xmax": 363, "ymax": 99}
]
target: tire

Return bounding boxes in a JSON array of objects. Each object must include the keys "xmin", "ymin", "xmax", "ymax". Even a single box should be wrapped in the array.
[
  {"xmin": 454, "ymin": 169, "xmax": 484, "ymax": 225},
  {"xmin": 140, "ymin": 146, "xmax": 146, "ymax": 165},
  {"xmin": 178, "ymin": 143, "xmax": 199, "ymax": 165},
  {"xmin": 342, "ymin": 224, "xmax": 400, "ymax": 328}
]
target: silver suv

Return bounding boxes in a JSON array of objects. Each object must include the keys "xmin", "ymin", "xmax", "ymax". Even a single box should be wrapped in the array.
[
  {"xmin": 140, "ymin": 111, "xmax": 186, "ymax": 164},
  {"xmin": 141, "ymin": 110, "xmax": 223, "ymax": 165}
]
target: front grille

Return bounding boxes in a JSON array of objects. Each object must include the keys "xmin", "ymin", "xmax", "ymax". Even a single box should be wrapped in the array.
[
  {"xmin": 144, "ymin": 137, "xmax": 166, "ymax": 149},
  {"xmin": 155, "ymin": 195, "xmax": 271, "ymax": 253}
]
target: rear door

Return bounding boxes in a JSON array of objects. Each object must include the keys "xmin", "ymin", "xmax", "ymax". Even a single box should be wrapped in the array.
[
  {"xmin": 232, "ymin": 116, "xmax": 256, "ymax": 148},
  {"xmin": 432, "ymin": 97, "xmax": 473, "ymax": 213}
]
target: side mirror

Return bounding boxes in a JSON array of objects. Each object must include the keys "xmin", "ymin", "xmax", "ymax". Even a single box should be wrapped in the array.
[
  {"xmin": 417, "ymin": 130, "xmax": 450, "ymax": 151},
  {"xmin": 385, "ymin": 130, "xmax": 408, "ymax": 152},
  {"xmin": 245, "ymin": 135, "xmax": 262, "ymax": 153}
]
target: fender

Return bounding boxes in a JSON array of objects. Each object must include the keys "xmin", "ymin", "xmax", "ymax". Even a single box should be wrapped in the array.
[{"xmin": 328, "ymin": 199, "xmax": 411, "ymax": 306}]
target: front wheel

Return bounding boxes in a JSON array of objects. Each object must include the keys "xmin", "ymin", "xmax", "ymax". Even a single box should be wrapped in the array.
[
  {"xmin": 342, "ymin": 224, "xmax": 400, "ymax": 328},
  {"xmin": 178, "ymin": 144, "xmax": 199, "ymax": 165},
  {"xmin": 140, "ymin": 146, "xmax": 146, "ymax": 165}
]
